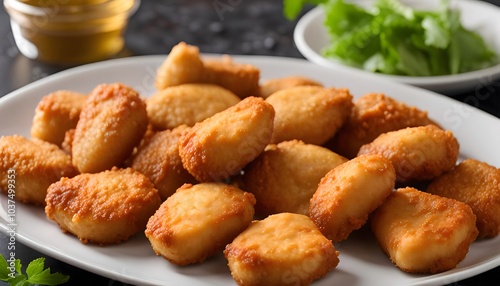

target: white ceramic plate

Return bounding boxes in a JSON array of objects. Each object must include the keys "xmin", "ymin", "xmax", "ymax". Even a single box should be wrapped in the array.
[
  {"xmin": 1, "ymin": 55, "xmax": 500, "ymax": 286},
  {"xmin": 294, "ymin": 0, "xmax": 500, "ymax": 94}
]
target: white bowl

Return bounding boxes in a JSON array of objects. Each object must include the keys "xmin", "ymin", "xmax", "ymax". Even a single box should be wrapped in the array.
[{"xmin": 294, "ymin": 0, "xmax": 500, "ymax": 94}]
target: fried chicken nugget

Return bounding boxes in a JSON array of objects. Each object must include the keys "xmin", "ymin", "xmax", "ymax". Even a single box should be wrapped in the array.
[
  {"xmin": 145, "ymin": 182, "xmax": 255, "ymax": 265},
  {"xmin": 266, "ymin": 86, "xmax": 353, "ymax": 145},
  {"xmin": 203, "ymin": 55, "xmax": 260, "ymax": 98},
  {"xmin": 72, "ymin": 83, "xmax": 148, "ymax": 173},
  {"xmin": 45, "ymin": 168, "xmax": 161, "ymax": 245},
  {"xmin": 179, "ymin": 96, "xmax": 274, "ymax": 182},
  {"xmin": 357, "ymin": 125, "xmax": 459, "ymax": 183},
  {"xmin": 327, "ymin": 93, "xmax": 436, "ymax": 159},
  {"xmin": 426, "ymin": 159, "xmax": 500, "ymax": 238},
  {"xmin": 131, "ymin": 125, "xmax": 197, "ymax": 200},
  {"xmin": 224, "ymin": 213, "xmax": 339, "ymax": 286},
  {"xmin": 155, "ymin": 42, "xmax": 260, "ymax": 98},
  {"xmin": 146, "ymin": 83, "xmax": 240, "ymax": 130},
  {"xmin": 30, "ymin": 90, "xmax": 87, "ymax": 146},
  {"xmin": 371, "ymin": 187, "xmax": 478, "ymax": 274},
  {"xmin": 155, "ymin": 42, "xmax": 205, "ymax": 90},
  {"xmin": 0, "ymin": 135, "xmax": 78, "ymax": 205},
  {"xmin": 309, "ymin": 154, "xmax": 395, "ymax": 242},
  {"xmin": 239, "ymin": 140, "xmax": 347, "ymax": 216},
  {"xmin": 259, "ymin": 76, "xmax": 323, "ymax": 98}
]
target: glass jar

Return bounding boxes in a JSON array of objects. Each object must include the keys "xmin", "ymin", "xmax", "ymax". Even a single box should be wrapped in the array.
[{"xmin": 4, "ymin": 0, "xmax": 140, "ymax": 65}]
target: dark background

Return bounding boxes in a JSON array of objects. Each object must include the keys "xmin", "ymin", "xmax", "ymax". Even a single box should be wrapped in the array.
[{"xmin": 1, "ymin": 0, "xmax": 500, "ymax": 285}]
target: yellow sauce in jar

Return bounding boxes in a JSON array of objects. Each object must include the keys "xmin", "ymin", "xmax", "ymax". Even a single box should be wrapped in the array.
[{"xmin": 5, "ymin": 0, "xmax": 138, "ymax": 65}]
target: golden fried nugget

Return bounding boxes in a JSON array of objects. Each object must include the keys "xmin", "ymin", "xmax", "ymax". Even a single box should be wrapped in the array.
[
  {"xmin": 45, "ymin": 168, "xmax": 161, "ymax": 245},
  {"xmin": 358, "ymin": 125, "xmax": 459, "ymax": 183},
  {"xmin": 309, "ymin": 154, "xmax": 395, "ymax": 242},
  {"xmin": 239, "ymin": 140, "xmax": 347, "ymax": 216},
  {"xmin": 146, "ymin": 83, "xmax": 240, "ymax": 130},
  {"xmin": 224, "ymin": 213, "xmax": 339, "ymax": 286},
  {"xmin": 155, "ymin": 42, "xmax": 205, "ymax": 90},
  {"xmin": 371, "ymin": 187, "xmax": 478, "ymax": 274},
  {"xmin": 0, "ymin": 135, "xmax": 78, "ymax": 205},
  {"xmin": 203, "ymin": 55, "xmax": 260, "ymax": 98},
  {"xmin": 259, "ymin": 76, "xmax": 323, "ymax": 98},
  {"xmin": 145, "ymin": 182, "xmax": 255, "ymax": 265},
  {"xmin": 131, "ymin": 125, "xmax": 197, "ymax": 200},
  {"xmin": 179, "ymin": 96, "xmax": 274, "ymax": 182},
  {"xmin": 327, "ymin": 93, "xmax": 436, "ymax": 158},
  {"xmin": 427, "ymin": 159, "xmax": 500, "ymax": 238},
  {"xmin": 72, "ymin": 83, "xmax": 148, "ymax": 173},
  {"xmin": 266, "ymin": 86, "xmax": 353, "ymax": 145},
  {"xmin": 155, "ymin": 42, "xmax": 260, "ymax": 98},
  {"xmin": 30, "ymin": 90, "xmax": 87, "ymax": 146}
]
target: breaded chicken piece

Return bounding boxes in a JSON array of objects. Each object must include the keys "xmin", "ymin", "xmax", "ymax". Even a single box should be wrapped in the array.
[
  {"xmin": 266, "ymin": 86, "xmax": 353, "ymax": 145},
  {"xmin": 45, "ymin": 168, "xmax": 161, "ymax": 245},
  {"xmin": 0, "ymin": 135, "xmax": 78, "ymax": 205},
  {"xmin": 131, "ymin": 125, "xmax": 197, "ymax": 201},
  {"xmin": 327, "ymin": 93, "xmax": 436, "ymax": 159},
  {"xmin": 239, "ymin": 140, "xmax": 347, "ymax": 217},
  {"xmin": 357, "ymin": 125, "xmax": 459, "ymax": 183},
  {"xmin": 426, "ymin": 159, "xmax": 500, "ymax": 238},
  {"xmin": 371, "ymin": 187, "xmax": 478, "ymax": 274},
  {"xmin": 146, "ymin": 83, "xmax": 240, "ymax": 130},
  {"xmin": 224, "ymin": 213, "xmax": 339, "ymax": 286},
  {"xmin": 145, "ymin": 182, "xmax": 255, "ymax": 265},
  {"xmin": 155, "ymin": 42, "xmax": 260, "ymax": 98},
  {"xmin": 203, "ymin": 55, "xmax": 260, "ymax": 98},
  {"xmin": 30, "ymin": 90, "xmax": 87, "ymax": 146},
  {"xmin": 155, "ymin": 42, "xmax": 205, "ymax": 90},
  {"xmin": 179, "ymin": 96, "xmax": 274, "ymax": 182},
  {"xmin": 309, "ymin": 154, "xmax": 395, "ymax": 242},
  {"xmin": 72, "ymin": 83, "xmax": 148, "ymax": 173},
  {"xmin": 259, "ymin": 76, "xmax": 323, "ymax": 98}
]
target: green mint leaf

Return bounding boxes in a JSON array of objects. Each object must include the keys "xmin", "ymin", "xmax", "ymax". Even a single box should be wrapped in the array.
[
  {"xmin": 7, "ymin": 274, "xmax": 28, "ymax": 286},
  {"xmin": 0, "ymin": 254, "xmax": 10, "ymax": 281},
  {"xmin": 26, "ymin": 257, "xmax": 45, "ymax": 279},
  {"xmin": 14, "ymin": 259, "xmax": 22, "ymax": 275},
  {"xmin": 26, "ymin": 268, "xmax": 69, "ymax": 285}
]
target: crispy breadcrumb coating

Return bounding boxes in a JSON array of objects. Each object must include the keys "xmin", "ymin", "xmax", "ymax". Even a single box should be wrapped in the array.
[
  {"xmin": 224, "ymin": 213, "xmax": 339, "ymax": 286},
  {"xmin": 309, "ymin": 154, "xmax": 395, "ymax": 242},
  {"xmin": 30, "ymin": 90, "xmax": 87, "ymax": 146},
  {"xmin": 358, "ymin": 125, "xmax": 459, "ymax": 183},
  {"xmin": 179, "ymin": 96, "xmax": 274, "ymax": 182},
  {"xmin": 239, "ymin": 140, "xmax": 347, "ymax": 216},
  {"xmin": 146, "ymin": 83, "xmax": 240, "ymax": 130},
  {"xmin": 145, "ymin": 182, "xmax": 255, "ymax": 265},
  {"xmin": 266, "ymin": 86, "xmax": 353, "ymax": 145},
  {"xmin": 427, "ymin": 159, "xmax": 500, "ymax": 238},
  {"xmin": 327, "ymin": 93, "xmax": 436, "ymax": 159},
  {"xmin": 45, "ymin": 168, "xmax": 161, "ymax": 245},
  {"xmin": 371, "ymin": 187, "xmax": 478, "ymax": 274},
  {"xmin": 72, "ymin": 83, "xmax": 148, "ymax": 173},
  {"xmin": 0, "ymin": 135, "xmax": 78, "ymax": 205}
]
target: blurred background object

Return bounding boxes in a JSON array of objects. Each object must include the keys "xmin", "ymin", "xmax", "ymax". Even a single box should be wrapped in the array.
[{"xmin": 4, "ymin": 0, "xmax": 139, "ymax": 65}]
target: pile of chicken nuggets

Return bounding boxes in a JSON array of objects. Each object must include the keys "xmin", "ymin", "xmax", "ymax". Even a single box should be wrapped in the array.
[{"xmin": 1, "ymin": 42, "xmax": 500, "ymax": 285}]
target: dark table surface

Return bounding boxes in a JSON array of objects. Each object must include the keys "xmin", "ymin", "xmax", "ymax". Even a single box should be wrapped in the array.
[{"xmin": 1, "ymin": 0, "xmax": 500, "ymax": 285}]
